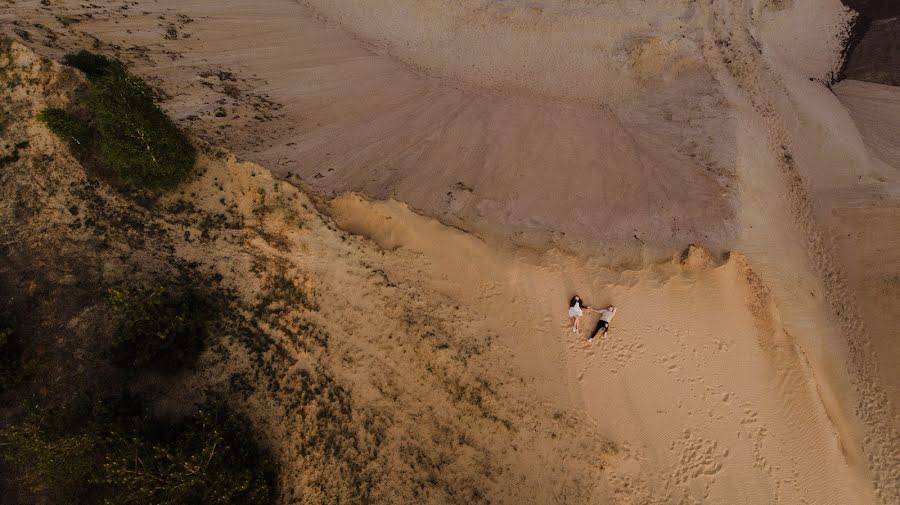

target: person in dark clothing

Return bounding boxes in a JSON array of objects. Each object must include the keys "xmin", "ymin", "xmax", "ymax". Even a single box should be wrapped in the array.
[{"xmin": 589, "ymin": 305, "xmax": 617, "ymax": 341}]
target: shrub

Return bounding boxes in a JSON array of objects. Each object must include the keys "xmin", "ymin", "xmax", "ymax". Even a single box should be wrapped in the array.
[
  {"xmin": 100, "ymin": 401, "xmax": 278, "ymax": 505},
  {"xmin": 107, "ymin": 284, "xmax": 217, "ymax": 373},
  {"xmin": 62, "ymin": 50, "xmax": 122, "ymax": 80},
  {"xmin": 60, "ymin": 50, "xmax": 196, "ymax": 189},
  {"xmin": 0, "ymin": 407, "xmax": 101, "ymax": 503},
  {"xmin": 36, "ymin": 107, "xmax": 87, "ymax": 146},
  {"xmin": 85, "ymin": 68, "xmax": 196, "ymax": 189},
  {"xmin": 0, "ymin": 321, "xmax": 21, "ymax": 391},
  {"xmin": 1, "ymin": 397, "xmax": 278, "ymax": 505}
]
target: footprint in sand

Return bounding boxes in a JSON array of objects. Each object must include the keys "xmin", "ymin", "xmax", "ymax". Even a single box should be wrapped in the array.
[{"xmin": 667, "ymin": 429, "xmax": 729, "ymax": 493}]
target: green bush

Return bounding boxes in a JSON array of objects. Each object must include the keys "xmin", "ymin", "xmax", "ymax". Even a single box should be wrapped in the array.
[
  {"xmin": 62, "ymin": 50, "xmax": 122, "ymax": 80},
  {"xmin": 0, "ymin": 320, "xmax": 22, "ymax": 391},
  {"xmin": 60, "ymin": 50, "xmax": 196, "ymax": 189},
  {"xmin": 0, "ymin": 407, "xmax": 101, "ymax": 503},
  {"xmin": 1, "ymin": 397, "xmax": 278, "ymax": 505},
  {"xmin": 107, "ymin": 284, "xmax": 217, "ymax": 373},
  {"xmin": 36, "ymin": 107, "xmax": 87, "ymax": 146},
  {"xmin": 101, "ymin": 401, "xmax": 278, "ymax": 505},
  {"xmin": 86, "ymin": 68, "xmax": 196, "ymax": 189}
]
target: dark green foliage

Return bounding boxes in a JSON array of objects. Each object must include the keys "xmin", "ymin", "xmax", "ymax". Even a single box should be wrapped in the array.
[
  {"xmin": 107, "ymin": 283, "xmax": 217, "ymax": 373},
  {"xmin": 0, "ymin": 405, "xmax": 100, "ymax": 503},
  {"xmin": 62, "ymin": 50, "xmax": 122, "ymax": 81},
  {"xmin": 85, "ymin": 67, "xmax": 196, "ymax": 189},
  {"xmin": 36, "ymin": 107, "xmax": 87, "ymax": 146},
  {"xmin": 0, "ymin": 318, "xmax": 22, "ymax": 391},
  {"xmin": 0, "ymin": 150, "xmax": 20, "ymax": 167},
  {"xmin": 0, "ymin": 397, "xmax": 278, "ymax": 505},
  {"xmin": 58, "ymin": 50, "xmax": 196, "ymax": 189}
]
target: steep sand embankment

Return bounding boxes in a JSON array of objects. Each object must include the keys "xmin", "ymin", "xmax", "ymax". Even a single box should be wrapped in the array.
[
  {"xmin": 1, "ymin": 0, "xmax": 740, "ymax": 258},
  {"xmin": 741, "ymin": 6, "xmax": 900, "ymax": 501},
  {"xmin": 831, "ymin": 80, "xmax": 900, "ymax": 405},
  {"xmin": 840, "ymin": 0, "xmax": 900, "ymax": 85}
]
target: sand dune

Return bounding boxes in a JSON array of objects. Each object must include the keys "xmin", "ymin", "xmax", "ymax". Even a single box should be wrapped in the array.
[
  {"xmin": 3, "ymin": 0, "xmax": 899, "ymax": 503},
  {"xmin": 330, "ymin": 194, "xmax": 872, "ymax": 504}
]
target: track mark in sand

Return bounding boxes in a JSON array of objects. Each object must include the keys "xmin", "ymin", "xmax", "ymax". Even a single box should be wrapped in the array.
[
  {"xmin": 538, "ymin": 313, "xmax": 555, "ymax": 333},
  {"xmin": 570, "ymin": 329, "xmax": 645, "ymax": 381},
  {"xmin": 665, "ymin": 429, "xmax": 728, "ymax": 504},
  {"xmin": 701, "ymin": 1, "xmax": 900, "ymax": 501},
  {"xmin": 736, "ymin": 402, "xmax": 785, "ymax": 501},
  {"xmin": 603, "ymin": 445, "xmax": 663, "ymax": 505},
  {"xmin": 600, "ymin": 330, "xmax": 647, "ymax": 373}
]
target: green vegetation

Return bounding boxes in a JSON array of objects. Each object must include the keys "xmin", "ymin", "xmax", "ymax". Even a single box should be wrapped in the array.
[
  {"xmin": 4, "ymin": 45, "xmax": 278, "ymax": 505},
  {"xmin": 63, "ymin": 50, "xmax": 121, "ymax": 80},
  {"xmin": 36, "ymin": 107, "xmax": 87, "ymax": 146},
  {"xmin": 0, "ymin": 317, "xmax": 22, "ymax": 391},
  {"xmin": 1, "ymin": 397, "xmax": 278, "ymax": 505},
  {"xmin": 107, "ymin": 283, "xmax": 217, "ymax": 373},
  {"xmin": 0, "ymin": 279, "xmax": 274, "ymax": 505},
  {"xmin": 82, "ymin": 56, "xmax": 196, "ymax": 189},
  {"xmin": 39, "ymin": 50, "xmax": 196, "ymax": 189}
]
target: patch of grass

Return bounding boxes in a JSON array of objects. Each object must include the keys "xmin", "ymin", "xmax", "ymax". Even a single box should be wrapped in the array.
[
  {"xmin": 54, "ymin": 50, "xmax": 197, "ymax": 190},
  {"xmin": 85, "ymin": 63, "xmax": 196, "ymax": 189},
  {"xmin": 0, "ymin": 407, "xmax": 98, "ymax": 503},
  {"xmin": 36, "ymin": 107, "xmax": 87, "ymax": 146},
  {"xmin": 1, "ymin": 396, "xmax": 278, "ymax": 505},
  {"xmin": 107, "ymin": 282, "xmax": 218, "ymax": 373},
  {"xmin": 62, "ymin": 50, "xmax": 121, "ymax": 80},
  {"xmin": 0, "ymin": 317, "xmax": 22, "ymax": 392}
]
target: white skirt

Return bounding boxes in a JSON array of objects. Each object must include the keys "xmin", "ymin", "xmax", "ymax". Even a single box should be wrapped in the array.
[{"xmin": 568, "ymin": 306, "xmax": 583, "ymax": 318}]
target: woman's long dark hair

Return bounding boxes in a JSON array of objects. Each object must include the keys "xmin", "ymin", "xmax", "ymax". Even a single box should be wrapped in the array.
[{"xmin": 569, "ymin": 295, "xmax": 581, "ymax": 308}]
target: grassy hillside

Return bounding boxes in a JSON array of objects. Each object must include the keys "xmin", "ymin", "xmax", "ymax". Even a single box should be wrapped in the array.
[{"xmin": 0, "ymin": 38, "xmax": 608, "ymax": 505}]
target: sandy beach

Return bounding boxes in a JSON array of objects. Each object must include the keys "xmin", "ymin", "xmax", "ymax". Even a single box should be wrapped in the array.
[{"xmin": 2, "ymin": 0, "xmax": 898, "ymax": 503}]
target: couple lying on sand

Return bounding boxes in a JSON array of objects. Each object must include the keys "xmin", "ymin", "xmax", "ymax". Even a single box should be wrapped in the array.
[{"xmin": 568, "ymin": 295, "xmax": 616, "ymax": 341}]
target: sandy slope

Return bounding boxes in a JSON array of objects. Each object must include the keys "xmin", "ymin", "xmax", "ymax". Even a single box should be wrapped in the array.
[
  {"xmin": 3, "ymin": 0, "xmax": 900, "ymax": 503},
  {"xmin": 331, "ymin": 194, "xmax": 873, "ymax": 504},
  {"xmin": 0, "ymin": 0, "xmax": 739, "ymax": 257},
  {"xmin": 0, "ymin": 43, "xmax": 611, "ymax": 503},
  {"xmin": 830, "ymin": 80, "xmax": 900, "ymax": 417}
]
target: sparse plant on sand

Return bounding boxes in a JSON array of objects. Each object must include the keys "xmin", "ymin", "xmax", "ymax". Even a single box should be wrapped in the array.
[
  {"xmin": 107, "ymin": 283, "xmax": 217, "ymax": 373},
  {"xmin": 0, "ymin": 397, "xmax": 278, "ymax": 505}
]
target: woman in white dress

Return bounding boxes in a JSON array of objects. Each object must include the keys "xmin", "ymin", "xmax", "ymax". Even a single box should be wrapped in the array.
[{"xmin": 568, "ymin": 295, "xmax": 593, "ymax": 333}]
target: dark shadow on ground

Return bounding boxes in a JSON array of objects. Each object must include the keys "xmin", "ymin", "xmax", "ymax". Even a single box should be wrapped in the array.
[{"xmin": 840, "ymin": 1, "xmax": 900, "ymax": 85}]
